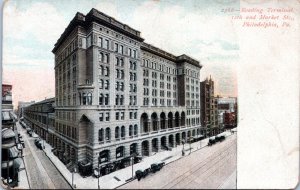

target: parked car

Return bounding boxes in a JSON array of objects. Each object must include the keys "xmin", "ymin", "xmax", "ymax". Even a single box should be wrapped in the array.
[
  {"xmin": 142, "ymin": 168, "xmax": 150, "ymax": 178},
  {"xmin": 135, "ymin": 170, "xmax": 143, "ymax": 181},
  {"xmin": 208, "ymin": 138, "xmax": 216, "ymax": 146},
  {"xmin": 150, "ymin": 162, "xmax": 165, "ymax": 173},
  {"xmin": 34, "ymin": 138, "xmax": 43, "ymax": 150}
]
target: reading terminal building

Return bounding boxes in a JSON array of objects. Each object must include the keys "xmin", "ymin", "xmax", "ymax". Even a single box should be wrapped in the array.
[{"xmin": 23, "ymin": 8, "xmax": 204, "ymax": 176}]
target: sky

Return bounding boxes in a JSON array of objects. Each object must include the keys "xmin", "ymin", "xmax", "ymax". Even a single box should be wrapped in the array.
[{"xmin": 2, "ymin": 0, "xmax": 239, "ymax": 109}]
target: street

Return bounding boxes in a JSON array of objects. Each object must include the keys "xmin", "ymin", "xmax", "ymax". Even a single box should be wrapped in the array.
[
  {"xmin": 119, "ymin": 133, "xmax": 236, "ymax": 189},
  {"xmin": 17, "ymin": 122, "xmax": 71, "ymax": 189}
]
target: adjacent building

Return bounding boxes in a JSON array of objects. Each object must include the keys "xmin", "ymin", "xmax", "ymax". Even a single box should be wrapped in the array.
[
  {"xmin": 17, "ymin": 101, "xmax": 35, "ymax": 119},
  {"xmin": 1, "ymin": 84, "xmax": 21, "ymax": 187},
  {"xmin": 45, "ymin": 8, "xmax": 202, "ymax": 174},
  {"xmin": 216, "ymin": 97, "xmax": 237, "ymax": 128},
  {"xmin": 23, "ymin": 98, "xmax": 55, "ymax": 149},
  {"xmin": 217, "ymin": 97, "xmax": 237, "ymax": 125},
  {"xmin": 200, "ymin": 77, "xmax": 219, "ymax": 136}
]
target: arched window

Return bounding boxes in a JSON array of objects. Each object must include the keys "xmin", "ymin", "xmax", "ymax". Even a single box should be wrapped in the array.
[
  {"xmin": 134, "ymin": 124, "xmax": 138, "ymax": 136},
  {"xmin": 105, "ymin": 94, "xmax": 109, "ymax": 105},
  {"xmin": 121, "ymin": 70, "xmax": 124, "ymax": 79},
  {"xmin": 106, "ymin": 67, "xmax": 109, "ymax": 76},
  {"xmin": 121, "ymin": 126, "xmax": 125, "ymax": 138},
  {"xmin": 105, "ymin": 128, "xmax": 111, "ymax": 141},
  {"xmin": 116, "ymin": 82, "xmax": 119, "ymax": 91},
  {"xmin": 129, "ymin": 125, "xmax": 133, "ymax": 136},
  {"xmin": 99, "ymin": 52, "xmax": 104, "ymax": 62},
  {"xmin": 120, "ymin": 82, "xmax": 124, "ymax": 91},
  {"xmin": 115, "ymin": 95, "xmax": 119, "ymax": 105},
  {"xmin": 120, "ymin": 59, "xmax": 124, "ymax": 67},
  {"xmin": 105, "ymin": 80, "xmax": 109, "ymax": 90},
  {"xmin": 105, "ymin": 54, "xmax": 109, "ymax": 63},
  {"xmin": 99, "ymin": 94, "xmax": 103, "ymax": 105},
  {"xmin": 116, "ymin": 69, "xmax": 120, "ymax": 78},
  {"xmin": 133, "ymin": 62, "xmax": 136, "ymax": 70},
  {"xmin": 99, "ymin": 65, "xmax": 103, "ymax": 75},
  {"xmin": 133, "ymin": 73, "xmax": 136, "ymax": 81},
  {"xmin": 82, "ymin": 93, "xmax": 87, "ymax": 105},
  {"xmin": 115, "ymin": 126, "xmax": 120, "ymax": 139},
  {"xmin": 87, "ymin": 93, "xmax": 92, "ymax": 105},
  {"xmin": 98, "ymin": 129, "xmax": 104, "ymax": 141},
  {"xmin": 120, "ymin": 95, "xmax": 124, "ymax": 105},
  {"xmin": 99, "ymin": 79, "xmax": 103, "ymax": 89},
  {"xmin": 116, "ymin": 57, "xmax": 119, "ymax": 66}
]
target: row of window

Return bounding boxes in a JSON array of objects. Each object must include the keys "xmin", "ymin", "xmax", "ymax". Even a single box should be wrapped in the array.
[
  {"xmin": 142, "ymin": 59, "xmax": 177, "ymax": 75},
  {"xmin": 143, "ymin": 98, "xmax": 176, "ymax": 106},
  {"xmin": 187, "ymin": 109, "xmax": 200, "ymax": 115},
  {"xmin": 98, "ymin": 124, "xmax": 139, "ymax": 142}
]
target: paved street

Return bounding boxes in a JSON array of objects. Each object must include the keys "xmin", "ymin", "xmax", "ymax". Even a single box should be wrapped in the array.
[
  {"xmin": 17, "ymin": 122, "xmax": 71, "ymax": 189},
  {"xmin": 119, "ymin": 133, "xmax": 237, "ymax": 189}
]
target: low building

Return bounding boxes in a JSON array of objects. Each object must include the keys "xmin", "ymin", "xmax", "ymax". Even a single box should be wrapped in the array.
[
  {"xmin": 17, "ymin": 101, "xmax": 35, "ymax": 120},
  {"xmin": 1, "ymin": 84, "xmax": 21, "ymax": 187},
  {"xmin": 23, "ymin": 98, "xmax": 55, "ymax": 149},
  {"xmin": 216, "ymin": 97, "xmax": 237, "ymax": 128}
]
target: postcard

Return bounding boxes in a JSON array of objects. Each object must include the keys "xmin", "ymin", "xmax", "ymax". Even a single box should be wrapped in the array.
[{"xmin": 1, "ymin": 0, "xmax": 298, "ymax": 189}]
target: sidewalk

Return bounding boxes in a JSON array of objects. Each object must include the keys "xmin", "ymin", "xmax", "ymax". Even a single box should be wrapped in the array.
[
  {"xmin": 41, "ymin": 130, "xmax": 234, "ymax": 189},
  {"xmin": 14, "ymin": 122, "xmax": 30, "ymax": 189}
]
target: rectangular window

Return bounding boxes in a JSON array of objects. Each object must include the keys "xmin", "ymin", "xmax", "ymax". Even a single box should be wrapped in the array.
[
  {"xmin": 130, "ymin": 112, "xmax": 133, "ymax": 119},
  {"xmin": 119, "ymin": 45, "xmax": 123, "ymax": 54},
  {"xmin": 121, "ymin": 112, "xmax": 125, "ymax": 120},
  {"xmin": 99, "ymin": 113, "xmax": 103, "ymax": 121},
  {"xmin": 116, "ymin": 112, "xmax": 119, "ymax": 120},
  {"xmin": 99, "ymin": 37, "xmax": 102, "ymax": 47},
  {"xmin": 115, "ymin": 43, "xmax": 118, "ymax": 52},
  {"xmin": 105, "ymin": 113, "xmax": 110, "ymax": 121},
  {"xmin": 105, "ymin": 39, "xmax": 109, "ymax": 49},
  {"xmin": 128, "ymin": 48, "xmax": 132, "ymax": 57}
]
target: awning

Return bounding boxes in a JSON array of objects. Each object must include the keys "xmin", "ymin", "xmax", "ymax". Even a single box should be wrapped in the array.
[
  {"xmin": 2, "ymin": 128, "xmax": 15, "ymax": 139},
  {"xmin": 13, "ymin": 158, "xmax": 22, "ymax": 168},
  {"xmin": 9, "ymin": 147, "xmax": 20, "ymax": 159},
  {"xmin": 2, "ymin": 111, "xmax": 12, "ymax": 121},
  {"xmin": 10, "ymin": 112, "xmax": 18, "ymax": 120}
]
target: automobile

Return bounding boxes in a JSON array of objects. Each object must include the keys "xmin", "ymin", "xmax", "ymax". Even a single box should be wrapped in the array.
[
  {"xmin": 142, "ymin": 168, "xmax": 150, "ymax": 178},
  {"xmin": 150, "ymin": 162, "xmax": 165, "ymax": 173},
  {"xmin": 150, "ymin": 163, "xmax": 159, "ymax": 173},
  {"xmin": 135, "ymin": 170, "xmax": 143, "ymax": 181},
  {"xmin": 34, "ymin": 138, "xmax": 43, "ymax": 150},
  {"xmin": 208, "ymin": 138, "xmax": 216, "ymax": 146},
  {"xmin": 157, "ymin": 162, "xmax": 165, "ymax": 170}
]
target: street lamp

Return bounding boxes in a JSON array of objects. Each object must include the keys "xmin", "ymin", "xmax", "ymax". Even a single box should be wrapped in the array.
[
  {"xmin": 131, "ymin": 153, "xmax": 137, "ymax": 179},
  {"xmin": 181, "ymin": 140, "xmax": 185, "ymax": 156},
  {"xmin": 72, "ymin": 167, "xmax": 77, "ymax": 188}
]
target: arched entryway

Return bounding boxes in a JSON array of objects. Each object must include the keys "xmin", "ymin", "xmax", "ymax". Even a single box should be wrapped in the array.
[
  {"xmin": 141, "ymin": 140, "xmax": 150, "ymax": 156},
  {"xmin": 168, "ymin": 112, "xmax": 173, "ymax": 128},
  {"xmin": 160, "ymin": 112, "xmax": 166, "ymax": 130},
  {"xmin": 140, "ymin": 113, "xmax": 149, "ymax": 133},
  {"xmin": 152, "ymin": 138, "xmax": 158, "ymax": 152},
  {"xmin": 168, "ymin": 134, "xmax": 174, "ymax": 147},
  {"xmin": 175, "ymin": 112, "xmax": 180, "ymax": 127},
  {"xmin": 151, "ymin": 113, "xmax": 158, "ymax": 131}
]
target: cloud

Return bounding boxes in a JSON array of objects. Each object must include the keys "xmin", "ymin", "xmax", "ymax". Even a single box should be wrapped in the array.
[{"xmin": 3, "ymin": 1, "xmax": 67, "ymax": 45}]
